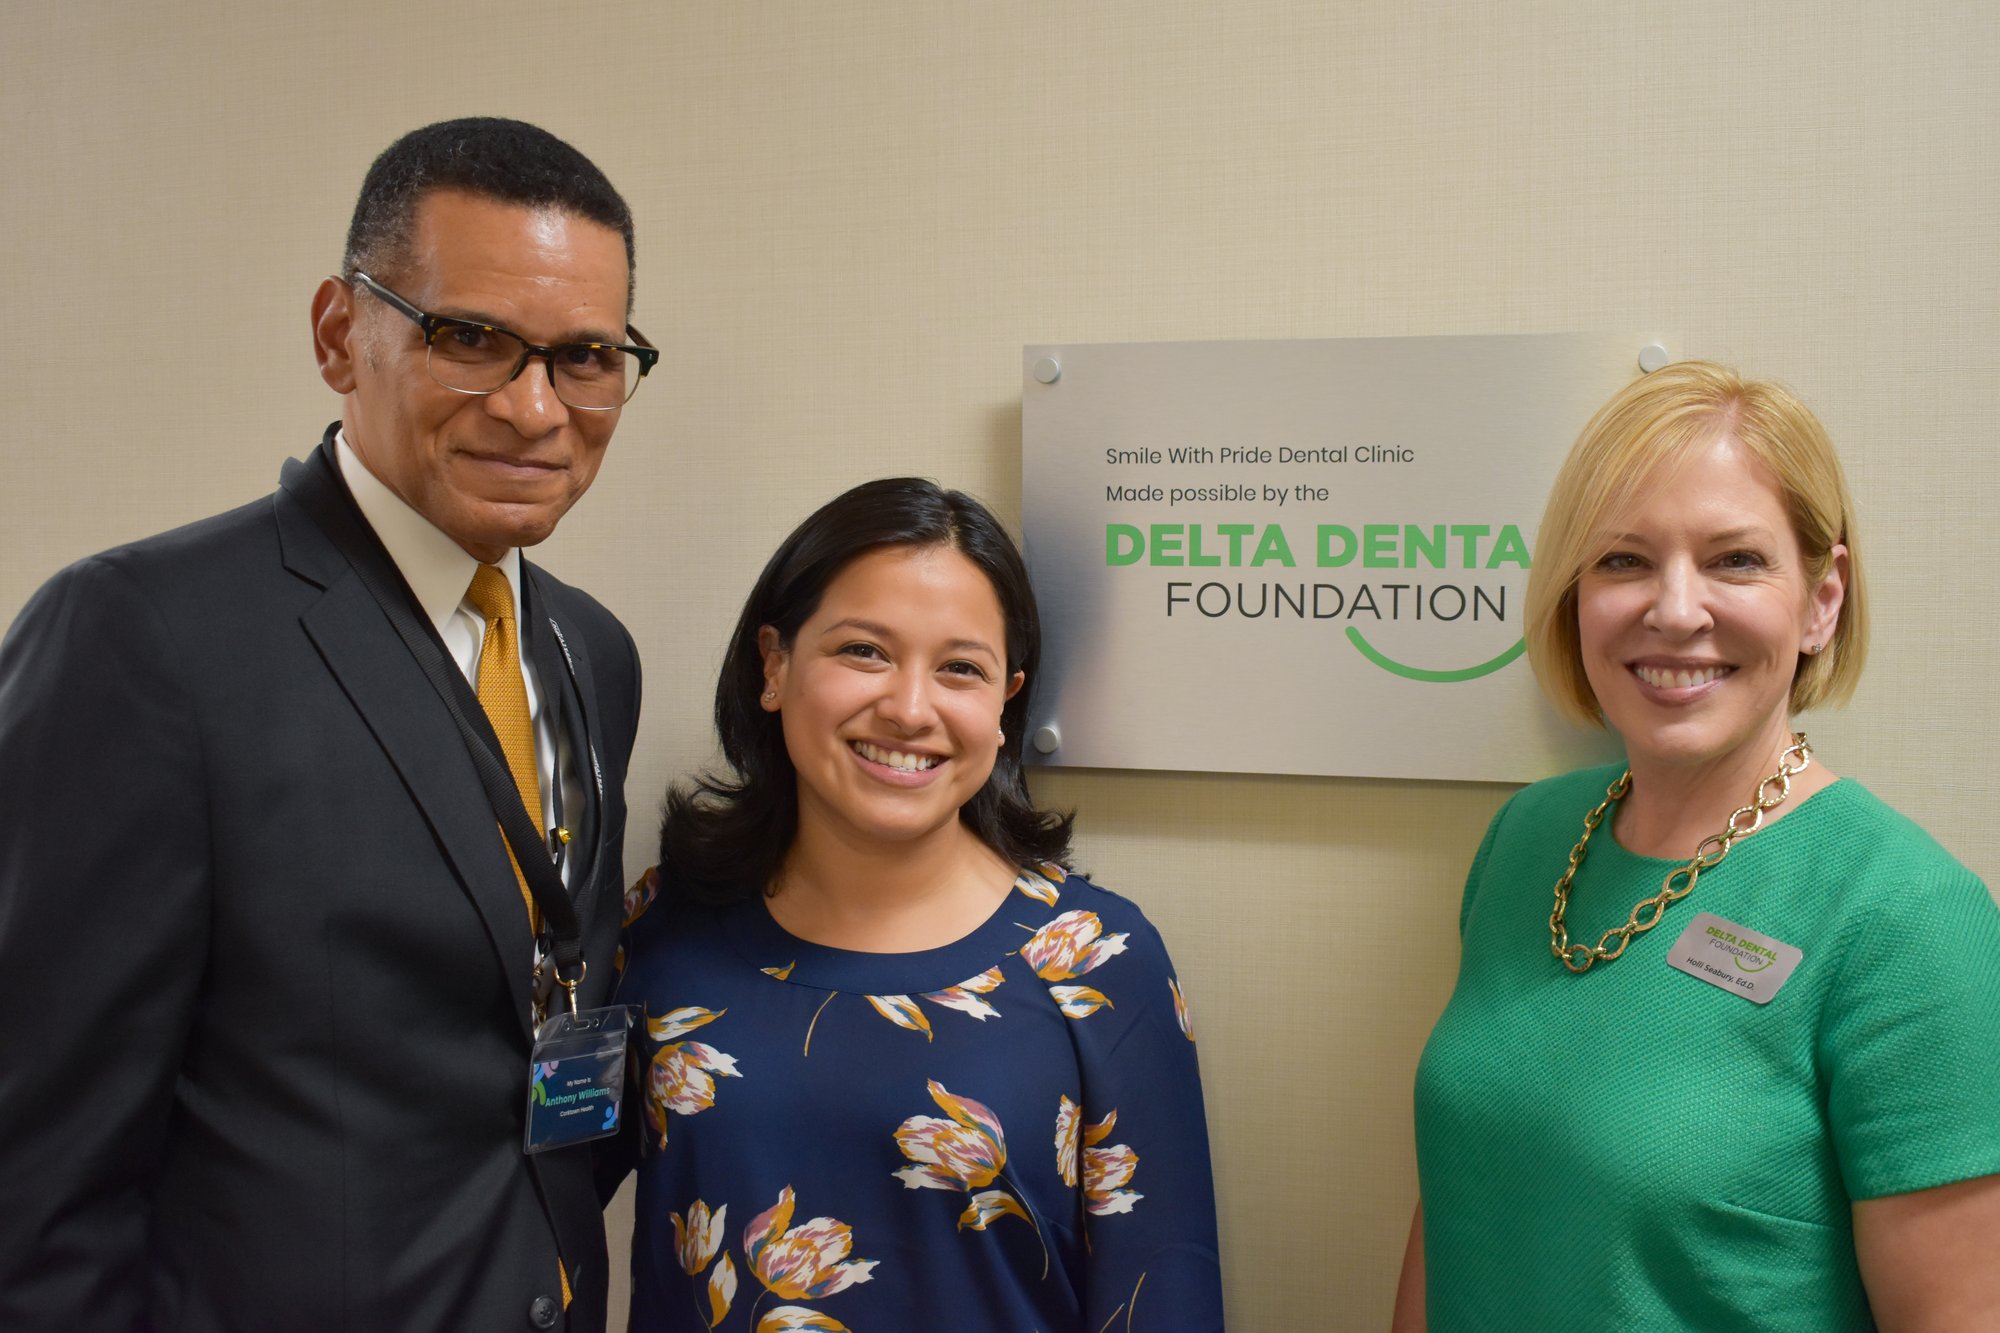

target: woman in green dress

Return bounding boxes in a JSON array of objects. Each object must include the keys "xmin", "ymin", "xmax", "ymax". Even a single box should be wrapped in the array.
[{"xmin": 1394, "ymin": 360, "xmax": 2000, "ymax": 1330}]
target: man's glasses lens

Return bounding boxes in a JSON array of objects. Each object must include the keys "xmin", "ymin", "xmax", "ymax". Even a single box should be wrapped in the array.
[{"xmin": 425, "ymin": 321, "xmax": 641, "ymax": 410}]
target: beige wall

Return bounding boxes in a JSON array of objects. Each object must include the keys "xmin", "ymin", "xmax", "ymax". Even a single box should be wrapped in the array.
[{"xmin": 5, "ymin": 3, "xmax": 1996, "ymax": 1327}]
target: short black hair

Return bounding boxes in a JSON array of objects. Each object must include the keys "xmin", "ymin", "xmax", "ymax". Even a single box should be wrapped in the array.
[
  {"xmin": 342, "ymin": 117, "xmax": 635, "ymax": 307},
  {"xmin": 661, "ymin": 477, "xmax": 1074, "ymax": 904}
]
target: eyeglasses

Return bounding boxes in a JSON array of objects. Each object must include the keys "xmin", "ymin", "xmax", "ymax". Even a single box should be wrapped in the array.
[{"xmin": 348, "ymin": 271, "xmax": 659, "ymax": 411}]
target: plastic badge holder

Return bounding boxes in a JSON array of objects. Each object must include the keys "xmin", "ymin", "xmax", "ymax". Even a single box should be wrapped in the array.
[{"xmin": 524, "ymin": 1005, "xmax": 631, "ymax": 1154}]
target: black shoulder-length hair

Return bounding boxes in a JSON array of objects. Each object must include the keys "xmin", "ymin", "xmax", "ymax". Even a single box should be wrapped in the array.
[{"xmin": 660, "ymin": 477, "xmax": 1074, "ymax": 904}]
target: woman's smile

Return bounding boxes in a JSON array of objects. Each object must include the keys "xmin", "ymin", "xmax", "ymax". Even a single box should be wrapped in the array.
[
  {"xmin": 1627, "ymin": 658, "xmax": 1734, "ymax": 698},
  {"xmin": 848, "ymin": 738, "xmax": 948, "ymax": 781}
]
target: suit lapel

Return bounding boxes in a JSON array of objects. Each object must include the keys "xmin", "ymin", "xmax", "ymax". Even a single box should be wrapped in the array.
[{"xmin": 279, "ymin": 445, "xmax": 539, "ymax": 1039}]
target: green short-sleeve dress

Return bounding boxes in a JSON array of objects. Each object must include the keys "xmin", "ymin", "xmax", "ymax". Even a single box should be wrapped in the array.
[{"xmin": 1414, "ymin": 766, "xmax": 2000, "ymax": 1331}]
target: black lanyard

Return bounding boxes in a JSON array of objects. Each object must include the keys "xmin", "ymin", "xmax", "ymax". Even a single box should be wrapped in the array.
[
  {"xmin": 285, "ymin": 442, "xmax": 594, "ymax": 991},
  {"xmin": 518, "ymin": 571, "xmax": 569, "ymax": 878},
  {"xmin": 519, "ymin": 568, "xmax": 605, "ymax": 877}
]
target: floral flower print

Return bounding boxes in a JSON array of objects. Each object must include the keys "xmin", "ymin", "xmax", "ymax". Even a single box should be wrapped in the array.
[
  {"xmin": 1019, "ymin": 910, "xmax": 1128, "ymax": 1022},
  {"xmin": 869, "ymin": 964, "xmax": 1010, "ymax": 1037},
  {"xmin": 922, "ymin": 966, "xmax": 1004, "ymax": 1021},
  {"xmin": 743, "ymin": 1186, "xmax": 879, "ymax": 1300},
  {"xmin": 1169, "ymin": 976, "xmax": 1195, "ymax": 1041},
  {"xmin": 669, "ymin": 1199, "xmax": 737, "ymax": 1327},
  {"xmin": 707, "ymin": 1256, "xmax": 739, "ymax": 1328},
  {"xmin": 867, "ymin": 961, "xmax": 1013, "ymax": 1035},
  {"xmin": 618, "ymin": 871, "xmax": 1225, "ymax": 1326},
  {"xmin": 893, "ymin": 1080, "xmax": 1049, "ymax": 1275},
  {"xmin": 755, "ymin": 1309, "xmax": 849, "ymax": 1332},
  {"xmin": 1012, "ymin": 863, "xmax": 1068, "ymax": 906},
  {"xmin": 648, "ymin": 1043, "xmax": 742, "ymax": 1134},
  {"xmin": 666, "ymin": 1189, "xmax": 873, "ymax": 1330},
  {"xmin": 1020, "ymin": 909, "xmax": 1128, "ymax": 983},
  {"xmin": 865, "ymin": 994, "xmax": 934, "ymax": 1040},
  {"xmin": 645, "ymin": 1006, "xmax": 742, "ymax": 1146},
  {"xmin": 625, "ymin": 866, "xmax": 661, "ymax": 926},
  {"xmin": 615, "ymin": 869, "xmax": 663, "ymax": 975},
  {"xmin": 959, "ymin": 1191, "xmax": 1032, "ymax": 1228},
  {"xmin": 778, "ymin": 965, "xmax": 1011, "ymax": 1055},
  {"xmin": 1060, "ymin": 1097, "xmax": 1144, "ymax": 1216},
  {"xmin": 1082, "ymin": 1110, "xmax": 1143, "ymax": 1216},
  {"xmin": 672, "ymin": 1200, "xmax": 728, "ymax": 1275},
  {"xmin": 1055, "ymin": 1096, "xmax": 1081, "ymax": 1187},
  {"xmin": 1048, "ymin": 985, "xmax": 1111, "ymax": 1019},
  {"xmin": 893, "ymin": 1080, "xmax": 1006, "ymax": 1192}
]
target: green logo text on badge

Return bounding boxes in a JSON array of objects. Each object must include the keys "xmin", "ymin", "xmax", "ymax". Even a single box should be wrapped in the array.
[{"xmin": 1667, "ymin": 911, "xmax": 1803, "ymax": 1004}]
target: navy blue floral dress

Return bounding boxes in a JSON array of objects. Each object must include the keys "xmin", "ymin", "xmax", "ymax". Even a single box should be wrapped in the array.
[{"xmin": 616, "ymin": 864, "xmax": 1225, "ymax": 1332}]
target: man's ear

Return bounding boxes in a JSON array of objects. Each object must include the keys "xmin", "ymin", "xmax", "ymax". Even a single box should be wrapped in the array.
[{"xmin": 312, "ymin": 276, "xmax": 359, "ymax": 394}]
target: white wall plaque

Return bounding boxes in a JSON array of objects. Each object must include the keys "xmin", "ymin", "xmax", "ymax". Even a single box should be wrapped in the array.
[{"xmin": 1020, "ymin": 334, "xmax": 1656, "ymax": 783}]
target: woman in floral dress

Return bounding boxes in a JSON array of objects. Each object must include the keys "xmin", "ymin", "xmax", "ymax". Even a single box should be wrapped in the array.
[{"xmin": 614, "ymin": 478, "xmax": 1225, "ymax": 1332}]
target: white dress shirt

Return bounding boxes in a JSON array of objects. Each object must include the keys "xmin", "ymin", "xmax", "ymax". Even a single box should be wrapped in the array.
[{"xmin": 335, "ymin": 430, "xmax": 581, "ymax": 886}]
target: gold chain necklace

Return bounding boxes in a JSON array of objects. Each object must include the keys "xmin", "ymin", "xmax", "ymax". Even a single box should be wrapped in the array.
[{"xmin": 1548, "ymin": 732, "xmax": 1813, "ymax": 973}]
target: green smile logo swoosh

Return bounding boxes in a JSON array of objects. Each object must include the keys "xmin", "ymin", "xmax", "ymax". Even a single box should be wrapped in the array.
[{"xmin": 1345, "ymin": 627, "xmax": 1527, "ymax": 683}]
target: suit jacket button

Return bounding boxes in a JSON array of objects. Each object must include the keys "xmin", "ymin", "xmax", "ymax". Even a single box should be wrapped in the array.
[{"xmin": 527, "ymin": 1294, "xmax": 560, "ymax": 1328}]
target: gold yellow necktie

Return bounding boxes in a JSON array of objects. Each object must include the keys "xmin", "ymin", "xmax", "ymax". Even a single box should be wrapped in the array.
[{"xmin": 465, "ymin": 564, "xmax": 544, "ymax": 932}]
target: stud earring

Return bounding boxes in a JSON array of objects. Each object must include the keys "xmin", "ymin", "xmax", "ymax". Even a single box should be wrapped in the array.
[
  {"xmin": 762, "ymin": 690, "xmax": 778, "ymax": 702},
  {"xmin": 1806, "ymin": 643, "xmax": 1822, "ymax": 656}
]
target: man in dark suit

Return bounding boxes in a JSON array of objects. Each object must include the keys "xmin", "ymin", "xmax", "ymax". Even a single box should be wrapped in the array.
[{"xmin": 0, "ymin": 118, "xmax": 653, "ymax": 1332}]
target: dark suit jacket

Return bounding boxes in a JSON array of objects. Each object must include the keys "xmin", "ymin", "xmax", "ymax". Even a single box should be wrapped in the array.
[{"xmin": 0, "ymin": 434, "xmax": 641, "ymax": 1332}]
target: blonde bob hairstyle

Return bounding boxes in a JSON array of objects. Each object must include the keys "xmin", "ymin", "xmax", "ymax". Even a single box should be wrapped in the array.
[{"xmin": 1524, "ymin": 360, "xmax": 1868, "ymax": 727}]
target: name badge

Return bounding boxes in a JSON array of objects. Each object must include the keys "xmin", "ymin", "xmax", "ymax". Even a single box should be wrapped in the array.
[
  {"xmin": 524, "ymin": 1006, "xmax": 631, "ymax": 1154},
  {"xmin": 1666, "ymin": 911, "xmax": 1803, "ymax": 1004}
]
